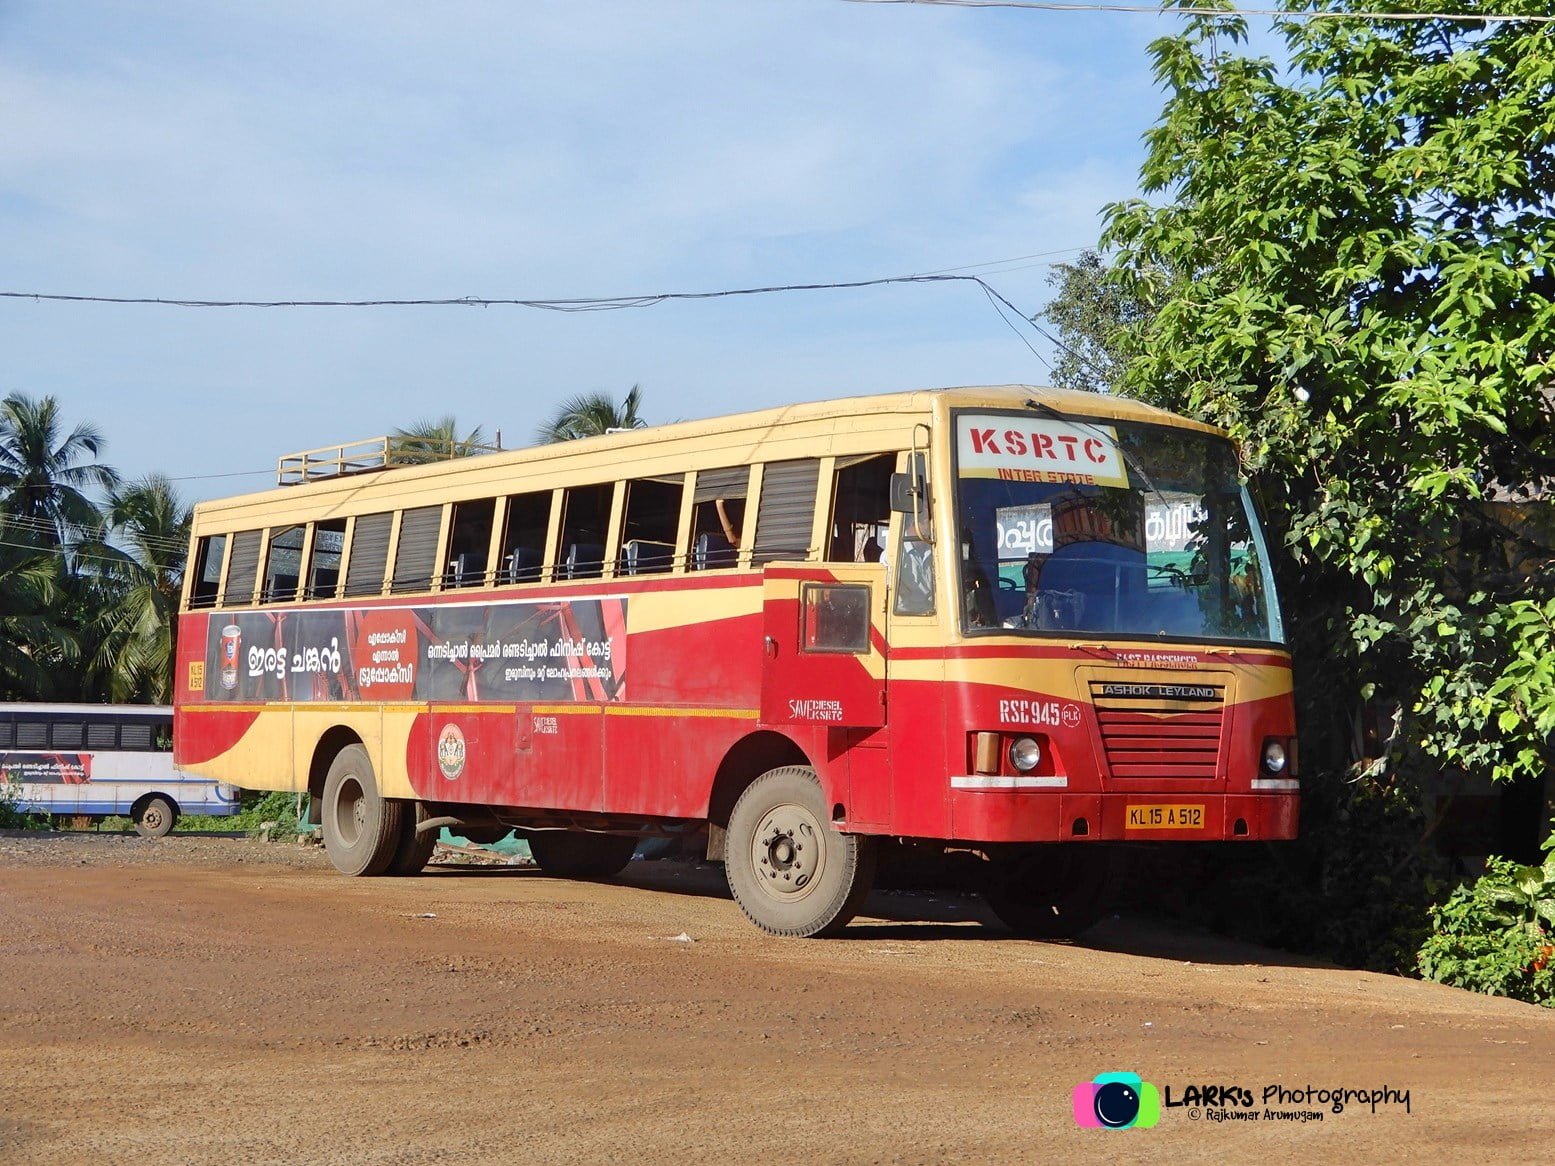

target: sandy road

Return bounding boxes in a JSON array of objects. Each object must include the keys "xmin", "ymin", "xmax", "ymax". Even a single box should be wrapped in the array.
[{"xmin": 0, "ymin": 833, "xmax": 1551, "ymax": 1165}]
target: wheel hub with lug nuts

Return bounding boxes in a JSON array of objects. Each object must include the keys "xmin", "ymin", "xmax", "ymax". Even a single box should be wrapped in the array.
[{"xmin": 751, "ymin": 802, "xmax": 827, "ymax": 902}]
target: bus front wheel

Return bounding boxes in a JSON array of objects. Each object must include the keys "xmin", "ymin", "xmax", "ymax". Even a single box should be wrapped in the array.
[
  {"xmin": 983, "ymin": 845, "xmax": 1120, "ymax": 939},
  {"xmin": 321, "ymin": 745, "xmax": 406, "ymax": 877},
  {"xmin": 724, "ymin": 766, "xmax": 876, "ymax": 938},
  {"xmin": 528, "ymin": 831, "xmax": 637, "ymax": 878},
  {"xmin": 132, "ymin": 795, "xmax": 177, "ymax": 839}
]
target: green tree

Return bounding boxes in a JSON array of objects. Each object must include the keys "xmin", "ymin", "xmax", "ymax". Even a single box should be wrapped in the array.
[
  {"xmin": 536, "ymin": 384, "xmax": 648, "ymax": 443},
  {"xmin": 78, "ymin": 475, "xmax": 192, "ymax": 703},
  {"xmin": 0, "ymin": 392, "xmax": 118, "ymax": 551},
  {"xmin": 1092, "ymin": 4, "xmax": 1555, "ymax": 967},
  {"xmin": 390, "ymin": 416, "xmax": 491, "ymax": 465},
  {"xmin": 1039, "ymin": 249, "xmax": 1170, "ymax": 394},
  {"xmin": 0, "ymin": 516, "xmax": 74, "ymax": 700}
]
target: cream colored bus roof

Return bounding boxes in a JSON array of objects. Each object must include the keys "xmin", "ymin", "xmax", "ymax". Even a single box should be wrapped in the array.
[{"xmin": 193, "ymin": 385, "xmax": 1223, "ymax": 531}]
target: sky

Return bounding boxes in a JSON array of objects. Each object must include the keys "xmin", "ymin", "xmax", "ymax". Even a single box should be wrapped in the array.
[{"xmin": 0, "ymin": 0, "xmax": 1178, "ymax": 503}]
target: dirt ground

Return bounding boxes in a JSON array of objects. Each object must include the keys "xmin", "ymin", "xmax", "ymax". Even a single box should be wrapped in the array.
[{"xmin": 1, "ymin": 833, "xmax": 1551, "ymax": 1165}]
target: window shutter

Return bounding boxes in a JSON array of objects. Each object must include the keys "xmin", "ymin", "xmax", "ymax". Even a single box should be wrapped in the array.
[
  {"xmin": 392, "ymin": 506, "xmax": 443, "ymax": 593},
  {"xmin": 752, "ymin": 459, "xmax": 820, "ymax": 566},
  {"xmin": 693, "ymin": 466, "xmax": 750, "ymax": 503},
  {"xmin": 344, "ymin": 513, "xmax": 393, "ymax": 597},
  {"xmin": 224, "ymin": 530, "xmax": 263, "ymax": 606}
]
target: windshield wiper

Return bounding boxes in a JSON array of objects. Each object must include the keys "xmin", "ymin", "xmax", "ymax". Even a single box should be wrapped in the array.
[{"xmin": 1022, "ymin": 395, "xmax": 1168, "ymax": 508}]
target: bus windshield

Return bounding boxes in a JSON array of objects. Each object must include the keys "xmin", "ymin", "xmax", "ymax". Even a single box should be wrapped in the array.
[{"xmin": 955, "ymin": 413, "xmax": 1284, "ymax": 645}]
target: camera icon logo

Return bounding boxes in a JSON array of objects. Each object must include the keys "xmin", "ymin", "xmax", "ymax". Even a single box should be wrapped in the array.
[{"xmin": 1073, "ymin": 1072, "xmax": 1160, "ymax": 1129}]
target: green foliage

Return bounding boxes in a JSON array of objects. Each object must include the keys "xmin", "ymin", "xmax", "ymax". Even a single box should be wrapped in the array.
[
  {"xmin": 1041, "ymin": 4, "xmax": 1555, "ymax": 975},
  {"xmin": 0, "ymin": 394, "xmax": 194, "ymax": 703},
  {"xmin": 1039, "ymin": 249, "xmax": 1173, "ymax": 394},
  {"xmin": 0, "ymin": 772, "xmax": 44, "ymax": 830},
  {"xmin": 536, "ymin": 384, "xmax": 649, "ymax": 443},
  {"xmin": 1419, "ymin": 838, "xmax": 1555, "ymax": 1006},
  {"xmin": 1098, "ymin": 5, "xmax": 1555, "ymax": 794},
  {"xmin": 389, "ymin": 416, "xmax": 492, "ymax": 464},
  {"xmin": 222, "ymin": 790, "xmax": 305, "ymax": 838}
]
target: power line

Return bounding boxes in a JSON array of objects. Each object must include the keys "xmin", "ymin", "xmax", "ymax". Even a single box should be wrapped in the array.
[
  {"xmin": 165, "ymin": 469, "xmax": 273, "ymax": 483},
  {"xmin": 0, "ymin": 512, "xmax": 189, "ymax": 556},
  {"xmin": 0, "ymin": 270, "xmax": 1058, "ymax": 368},
  {"xmin": 0, "ymin": 271, "xmax": 1042, "ymax": 313},
  {"xmin": 0, "ymin": 534, "xmax": 169, "ymax": 572},
  {"xmin": 845, "ymin": 0, "xmax": 1555, "ymax": 24}
]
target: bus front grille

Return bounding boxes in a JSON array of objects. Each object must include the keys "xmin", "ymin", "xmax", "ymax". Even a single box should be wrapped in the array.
[{"xmin": 1088, "ymin": 679, "xmax": 1226, "ymax": 780}]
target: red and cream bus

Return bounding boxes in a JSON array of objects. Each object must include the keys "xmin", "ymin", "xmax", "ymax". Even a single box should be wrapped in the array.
[{"xmin": 174, "ymin": 386, "xmax": 1297, "ymax": 936}]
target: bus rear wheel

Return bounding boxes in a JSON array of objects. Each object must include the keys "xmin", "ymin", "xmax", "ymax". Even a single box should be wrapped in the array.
[
  {"xmin": 385, "ymin": 801, "xmax": 438, "ymax": 876},
  {"xmin": 983, "ymin": 845, "xmax": 1120, "ymax": 939},
  {"xmin": 724, "ymin": 766, "xmax": 876, "ymax": 938},
  {"xmin": 321, "ymin": 745, "xmax": 406, "ymax": 877},
  {"xmin": 132, "ymin": 795, "xmax": 177, "ymax": 839},
  {"xmin": 528, "ymin": 831, "xmax": 637, "ymax": 878}
]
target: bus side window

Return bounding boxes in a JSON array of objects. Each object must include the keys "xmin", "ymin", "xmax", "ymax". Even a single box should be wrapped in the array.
[
  {"xmin": 445, "ymin": 499, "xmax": 496, "ymax": 588},
  {"xmin": 307, "ymin": 519, "xmax": 347, "ymax": 599},
  {"xmin": 190, "ymin": 534, "xmax": 226, "ymax": 609},
  {"xmin": 556, "ymin": 484, "xmax": 613, "ymax": 581},
  {"xmin": 690, "ymin": 467, "xmax": 749, "ymax": 570},
  {"xmin": 50, "ymin": 721, "xmax": 83, "ymax": 749},
  {"xmin": 223, "ymin": 530, "xmax": 263, "ymax": 607},
  {"xmin": 15, "ymin": 721, "xmax": 46, "ymax": 749},
  {"xmin": 391, "ymin": 506, "xmax": 443, "ymax": 594},
  {"xmin": 120, "ymin": 722, "xmax": 152, "ymax": 750},
  {"xmin": 153, "ymin": 720, "xmax": 173, "ymax": 751},
  {"xmin": 343, "ymin": 512, "xmax": 393, "ymax": 598},
  {"xmin": 499, "ymin": 491, "xmax": 552, "ymax": 583},
  {"xmin": 619, "ymin": 474, "xmax": 683, "ymax": 576},
  {"xmin": 0, "ymin": 720, "xmax": 12, "ymax": 748},
  {"xmin": 264, "ymin": 525, "xmax": 305, "ymax": 602},
  {"xmin": 86, "ymin": 722, "xmax": 117, "ymax": 750},
  {"xmin": 826, "ymin": 454, "xmax": 895, "ymax": 563},
  {"xmin": 751, "ymin": 459, "xmax": 821, "ymax": 566}
]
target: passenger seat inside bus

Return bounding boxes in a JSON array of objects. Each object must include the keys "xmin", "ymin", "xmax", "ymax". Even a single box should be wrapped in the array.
[
  {"xmin": 564, "ymin": 542, "xmax": 606, "ymax": 580},
  {"xmin": 694, "ymin": 531, "xmax": 736, "ymax": 570},
  {"xmin": 622, "ymin": 539, "xmax": 676, "ymax": 575},
  {"xmin": 503, "ymin": 547, "xmax": 544, "ymax": 583}
]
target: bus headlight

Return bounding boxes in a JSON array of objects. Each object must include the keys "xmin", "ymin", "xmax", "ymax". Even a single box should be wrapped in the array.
[
  {"xmin": 1261, "ymin": 740, "xmax": 1288, "ymax": 775},
  {"xmin": 1009, "ymin": 737, "xmax": 1043, "ymax": 772}
]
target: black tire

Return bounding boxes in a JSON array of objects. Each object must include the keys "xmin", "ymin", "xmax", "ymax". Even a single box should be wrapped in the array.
[
  {"xmin": 132, "ymin": 795, "xmax": 177, "ymax": 839},
  {"xmin": 385, "ymin": 801, "xmax": 438, "ymax": 876},
  {"xmin": 724, "ymin": 765, "xmax": 876, "ymax": 938},
  {"xmin": 983, "ymin": 845, "xmax": 1121, "ymax": 939},
  {"xmin": 321, "ymin": 744, "xmax": 406, "ymax": 877},
  {"xmin": 527, "ymin": 831, "xmax": 637, "ymax": 878}
]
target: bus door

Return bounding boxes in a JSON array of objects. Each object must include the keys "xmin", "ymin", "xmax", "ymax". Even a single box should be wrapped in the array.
[{"xmin": 760, "ymin": 564, "xmax": 887, "ymax": 729}]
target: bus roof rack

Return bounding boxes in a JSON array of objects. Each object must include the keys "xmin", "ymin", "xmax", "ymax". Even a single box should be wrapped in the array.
[{"xmin": 277, "ymin": 436, "xmax": 502, "ymax": 486}]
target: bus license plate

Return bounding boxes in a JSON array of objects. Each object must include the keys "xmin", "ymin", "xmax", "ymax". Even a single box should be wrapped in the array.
[{"xmin": 1126, "ymin": 804, "xmax": 1205, "ymax": 830}]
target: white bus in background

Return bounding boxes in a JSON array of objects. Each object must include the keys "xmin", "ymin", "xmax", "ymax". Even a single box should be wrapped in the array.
[{"xmin": 0, "ymin": 704, "xmax": 240, "ymax": 837}]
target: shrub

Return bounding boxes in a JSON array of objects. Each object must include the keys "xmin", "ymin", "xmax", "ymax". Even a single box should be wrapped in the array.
[
  {"xmin": 1418, "ymin": 837, "xmax": 1555, "ymax": 1007},
  {"xmin": 0, "ymin": 773, "xmax": 34, "ymax": 829}
]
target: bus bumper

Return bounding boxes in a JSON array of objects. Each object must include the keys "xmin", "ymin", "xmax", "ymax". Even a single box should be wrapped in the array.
[{"xmin": 948, "ymin": 788, "xmax": 1299, "ymax": 843}]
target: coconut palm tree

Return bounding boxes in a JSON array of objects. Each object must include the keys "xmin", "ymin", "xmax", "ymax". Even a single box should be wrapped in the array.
[
  {"xmin": 79, "ymin": 474, "xmax": 191, "ymax": 702},
  {"xmin": 390, "ymin": 416, "xmax": 491, "ymax": 465},
  {"xmin": 0, "ymin": 392, "xmax": 118, "ymax": 552},
  {"xmin": 536, "ymin": 385, "xmax": 649, "ymax": 443},
  {"xmin": 0, "ymin": 516, "xmax": 75, "ymax": 700}
]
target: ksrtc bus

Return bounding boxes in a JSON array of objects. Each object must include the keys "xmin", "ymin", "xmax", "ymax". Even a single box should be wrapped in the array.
[
  {"xmin": 0, "ymin": 704, "xmax": 240, "ymax": 836},
  {"xmin": 174, "ymin": 386, "xmax": 1298, "ymax": 935}
]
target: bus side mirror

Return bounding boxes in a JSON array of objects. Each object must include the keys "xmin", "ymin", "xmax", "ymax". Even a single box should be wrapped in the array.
[{"xmin": 890, "ymin": 468, "xmax": 929, "ymax": 515}]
